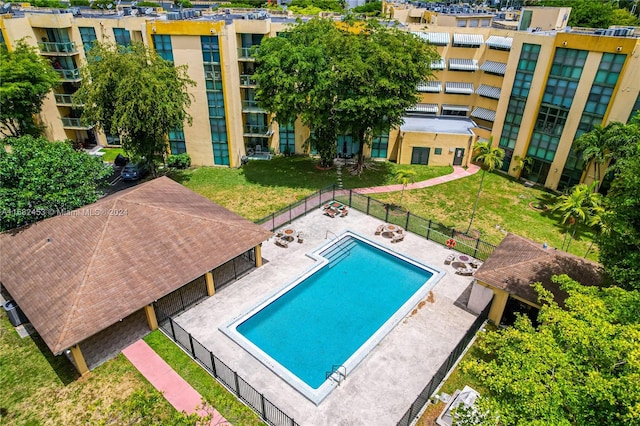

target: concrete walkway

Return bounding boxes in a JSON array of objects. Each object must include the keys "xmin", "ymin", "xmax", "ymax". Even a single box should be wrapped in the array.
[
  {"xmin": 354, "ymin": 164, "xmax": 480, "ymax": 194},
  {"xmin": 122, "ymin": 340, "xmax": 230, "ymax": 425}
]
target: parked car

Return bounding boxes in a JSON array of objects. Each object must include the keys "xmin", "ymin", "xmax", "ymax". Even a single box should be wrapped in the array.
[{"xmin": 121, "ymin": 161, "xmax": 149, "ymax": 181}]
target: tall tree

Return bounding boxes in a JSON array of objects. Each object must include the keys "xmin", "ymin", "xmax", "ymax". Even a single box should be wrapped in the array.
[
  {"xmin": 74, "ymin": 42, "xmax": 195, "ymax": 175},
  {"xmin": 536, "ymin": 0, "xmax": 640, "ymax": 28},
  {"xmin": 394, "ymin": 168, "xmax": 416, "ymax": 207},
  {"xmin": 552, "ymin": 181, "xmax": 602, "ymax": 252},
  {"xmin": 0, "ymin": 136, "xmax": 111, "ymax": 231},
  {"xmin": 0, "ymin": 41, "xmax": 60, "ymax": 138},
  {"xmin": 463, "ymin": 275, "xmax": 640, "ymax": 426},
  {"xmin": 465, "ymin": 139, "xmax": 504, "ymax": 234},
  {"xmin": 254, "ymin": 18, "xmax": 439, "ymax": 172}
]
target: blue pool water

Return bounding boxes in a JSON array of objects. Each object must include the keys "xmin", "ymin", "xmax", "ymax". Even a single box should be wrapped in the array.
[{"xmin": 236, "ymin": 235, "xmax": 435, "ymax": 391}]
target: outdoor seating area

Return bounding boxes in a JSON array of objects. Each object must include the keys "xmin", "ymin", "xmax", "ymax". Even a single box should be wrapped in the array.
[
  {"xmin": 375, "ymin": 223, "xmax": 405, "ymax": 243},
  {"xmin": 323, "ymin": 201, "xmax": 349, "ymax": 218},
  {"xmin": 274, "ymin": 226, "xmax": 304, "ymax": 248},
  {"xmin": 444, "ymin": 252, "xmax": 482, "ymax": 276}
]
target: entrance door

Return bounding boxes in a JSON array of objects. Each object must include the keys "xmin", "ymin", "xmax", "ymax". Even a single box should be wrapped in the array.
[
  {"xmin": 411, "ymin": 147, "xmax": 430, "ymax": 165},
  {"xmin": 453, "ymin": 148, "xmax": 465, "ymax": 166}
]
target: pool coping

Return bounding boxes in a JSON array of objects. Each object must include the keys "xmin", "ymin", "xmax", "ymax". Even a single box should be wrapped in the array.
[{"xmin": 220, "ymin": 230, "xmax": 446, "ymax": 406}]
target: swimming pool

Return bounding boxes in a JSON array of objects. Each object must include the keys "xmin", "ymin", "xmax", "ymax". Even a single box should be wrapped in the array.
[{"xmin": 222, "ymin": 231, "xmax": 444, "ymax": 405}]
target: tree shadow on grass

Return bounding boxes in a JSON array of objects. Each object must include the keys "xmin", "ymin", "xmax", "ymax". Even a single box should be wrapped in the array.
[
  {"xmin": 30, "ymin": 332, "xmax": 79, "ymax": 386},
  {"xmin": 166, "ymin": 169, "xmax": 192, "ymax": 186}
]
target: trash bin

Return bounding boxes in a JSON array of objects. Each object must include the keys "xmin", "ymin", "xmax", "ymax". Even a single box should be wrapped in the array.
[{"xmin": 3, "ymin": 300, "xmax": 28, "ymax": 326}]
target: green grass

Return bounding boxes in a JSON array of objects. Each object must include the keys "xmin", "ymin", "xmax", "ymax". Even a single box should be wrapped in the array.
[
  {"xmin": 98, "ymin": 147, "xmax": 125, "ymax": 163},
  {"xmin": 0, "ymin": 316, "xmax": 177, "ymax": 425},
  {"xmin": 144, "ymin": 330, "xmax": 265, "ymax": 426},
  {"xmin": 170, "ymin": 156, "xmax": 451, "ymax": 221}
]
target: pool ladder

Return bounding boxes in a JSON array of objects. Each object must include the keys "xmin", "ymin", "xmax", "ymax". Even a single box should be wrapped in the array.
[{"xmin": 326, "ymin": 364, "xmax": 347, "ymax": 386}]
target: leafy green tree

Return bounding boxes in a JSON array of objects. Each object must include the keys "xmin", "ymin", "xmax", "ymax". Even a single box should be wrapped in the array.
[
  {"xmin": 254, "ymin": 18, "xmax": 438, "ymax": 172},
  {"xmin": 394, "ymin": 168, "xmax": 416, "ymax": 207},
  {"xmin": 511, "ymin": 154, "xmax": 532, "ymax": 176},
  {"xmin": 465, "ymin": 139, "xmax": 504, "ymax": 234},
  {"xmin": 0, "ymin": 41, "xmax": 60, "ymax": 138},
  {"xmin": 74, "ymin": 42, "xmax": 195, "ymax": 175},
  {"xmin": 0, "ymin": 136, "xmax": 111, "ymax": 231},
  {"xmin": 463, "ymin": 275, "xmax": 640, "ymax": 426},
  {"xmin": 552, "ymin": 181, "xmax": 602, "ymax": 251}
]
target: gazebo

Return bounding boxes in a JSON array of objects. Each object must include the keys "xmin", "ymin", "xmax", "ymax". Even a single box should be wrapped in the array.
[
  {"xmin": 0, "ymin": 177, "xmax": 272, "ymax": 373},
  {"xmin": 467, "ymin": 233, "xmax": 603, "ymax": 325}
]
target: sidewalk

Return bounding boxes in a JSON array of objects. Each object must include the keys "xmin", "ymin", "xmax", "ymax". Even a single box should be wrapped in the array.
[
  {"xmin": 122, "ymin": 340, "xmax": 230, "ymax": 425},
  {"xmin": 353, "ymin": 164, "xmax": 480, "ymax": 195}
]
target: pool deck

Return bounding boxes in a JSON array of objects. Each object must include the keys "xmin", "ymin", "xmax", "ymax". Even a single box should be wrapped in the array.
[{"xmin": 174, "ymin": 207, "xmax": 485, "ymax": 426}]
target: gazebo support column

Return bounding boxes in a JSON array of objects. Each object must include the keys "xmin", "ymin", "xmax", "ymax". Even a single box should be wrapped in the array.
[
  {"xmin": 70, "ymin": 344, "xmax": 89, "ymax": 375},
  {"xmin": 488, "ymin": 288, "xmax": 509, "ymax": 325},
  {"xmin": 144, "ymin": 304, "xmax": 158, "ymax": 331},
  {"xmin": 205, "ymin": 271, "xmax": 215, "ymax": 297},
  {"xmin": 254, "ymin": 244, "xmax": 263, "ymax": 268}
]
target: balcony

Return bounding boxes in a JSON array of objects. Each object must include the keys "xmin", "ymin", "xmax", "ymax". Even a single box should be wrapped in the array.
[
  {"xmin": 55, "ymin": 68, "xmax": 81, "ymax": 81},
  {"xmin": 243, "ymin": 124, "xmax": 270, "ymax": 136},
  {"xmin": 238, "ymin": 47, "xmax": 257, "ymax": 60},
  {"xmin": 39, "ymin": 41, "xmax": 78, "ymax": 55},
  {"xmin": 61, "ymin": 117, "xmax": 92, "ymax": 129},
  {"xmin": 54, "ymin": 93, "xmax": 78, "ymax": 106},
  {"xmin": 240, "ymin": 74, "xmax": 257, "ymax": 86},
  {"xmin": 242, "ymin": 100, "xmax": 265, "ymax": 112}
]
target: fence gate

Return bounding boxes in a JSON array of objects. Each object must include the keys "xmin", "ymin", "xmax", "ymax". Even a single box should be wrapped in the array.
[{"xmin": 154, "ymin": 275, "xmax": 208, "ymax": 324}]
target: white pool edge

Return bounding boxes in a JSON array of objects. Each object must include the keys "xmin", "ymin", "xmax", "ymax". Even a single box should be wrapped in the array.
[{"xmin": 220, "ymin": 230, "xmax": 446, "ymax": 405}]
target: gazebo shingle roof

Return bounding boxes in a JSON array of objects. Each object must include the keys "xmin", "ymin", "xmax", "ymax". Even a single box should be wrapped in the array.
[
  {"xmin": 475, "ymin": 233, "xmax": 603, "ymax": 305},
  {"xmin": 0, "ymin": 177, "xmax": 272, "ymax": 354}
]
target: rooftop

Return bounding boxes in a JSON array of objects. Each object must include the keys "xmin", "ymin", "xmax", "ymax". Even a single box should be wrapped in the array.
[{"xmin": 401, "ymin": 116, "xmax": 477, "ymax": 134}]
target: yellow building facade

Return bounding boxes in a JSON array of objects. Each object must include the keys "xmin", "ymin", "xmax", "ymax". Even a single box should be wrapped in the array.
[{"xmin": 1, "ymin": 5, "xmax": 639, "ymax": 190}]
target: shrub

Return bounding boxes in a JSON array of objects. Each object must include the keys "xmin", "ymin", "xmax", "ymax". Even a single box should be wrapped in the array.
[
  {"xmin": 167, "ymin": 153, "xmax": 191, "ymax": 169},
  {"xmin": 137, "ymin": 1, "xmax": 161, "ymax": 6},
  {"xmin": 70, "ymin": 0, "xmax": 90, "ymax": 5}
]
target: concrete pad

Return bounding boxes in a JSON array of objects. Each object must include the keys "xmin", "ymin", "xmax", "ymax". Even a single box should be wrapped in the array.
[{"xmin": 174, "ymin": 207, "xmax": 484, "ymax": 426}]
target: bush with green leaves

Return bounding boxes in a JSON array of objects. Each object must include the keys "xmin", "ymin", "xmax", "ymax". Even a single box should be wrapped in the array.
[
  {"xmin": 70, "ymin": 0, "xmax": 90, "ymax": 5},
  {"xmin": 167, "ymin": 153, "xmax": 191, "ymax": 169}
]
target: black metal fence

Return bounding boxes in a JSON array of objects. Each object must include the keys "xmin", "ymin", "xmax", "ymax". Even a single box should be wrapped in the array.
[
  {"xmin": 257, "ymin": 185, "xmax": 497, "ymax": 261},
  {"xmin": 213, "ymin": 248, "xmax": 256, "ymax": 291},
  {"xmin": 396, "ymin": 302, "xmax": 491, "ymax": 426},
  {"xmin": 158, "ymin": 312, "xmax": 300, "ymax": 426},
  {"xmin": 154, "ymin": 276, "xmax": 208, "ymax": 324}
]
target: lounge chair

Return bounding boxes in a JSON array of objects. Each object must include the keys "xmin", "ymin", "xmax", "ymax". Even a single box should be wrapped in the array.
[
  {"xmin": 455, "ymin": 266, "xmax": 474, "ymax": 276},
  {"xmin": 297, "ymin": 232, "xmax": 304, "ymax": 243},
  {"xmin": 470, "ymin": 260, "xmax": 482, "ymax": 269},
  {"xmin": 325, "ymin": 208, "xmax": 336, "ymax": 218},
  {"xmin": 275, "ymin": 237, "xmax": 288, "ymax": 248},
  {"xmin": 391, "ymin": 233, "xmax": 405, "ymax": 243},
  {"xmin": 444, "ymin": 254, "xmax": 455, "ymax": 265},
  {"xmin": 375, "ymin": 225, "xmax": 384, "ymax": 235},
  {"xmin": 340, "ymin": 207, "xmax": 349, "ymax": 217}
]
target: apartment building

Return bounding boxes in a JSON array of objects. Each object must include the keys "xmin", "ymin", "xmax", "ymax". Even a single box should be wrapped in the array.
[{"xmin": 1, "ymin": 4, "xmax": 638, "ymax": 190}]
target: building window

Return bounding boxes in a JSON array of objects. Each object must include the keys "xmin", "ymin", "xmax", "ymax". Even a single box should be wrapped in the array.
[
  {"xmin": 338, "ymin": 134, "xmax": 358, "ymax": 157},
  {"xmin": 78, "ymin": 27, "xmax": 97, "ymax": 54},
  {"xmin": 152, "ymin": 34, "xmax": 173, "ymax": 62},
  {"xmin": 168, "ymin": 128, "xmax": 186, "ymax": 154},
  {"xmin": 457, "ymin": 20, "xmax": 467, "ymax": 27},
  {"xmin": 202, "ymin": 36, "xmax": 229, "ymax": 165},
  {"xmin": 371, "ymin": 132, "xmax": 389, "ymax": 158},
  {"xmin": 279, "ymin": 123, "xmax": 295, "ymax": 154},
  {"xmin": 113, "ymin": 28, "xmax": 131, "ymax": 47},
  {"xmin": 434, "ymin": 148, "xmax": 442, "ymax": 155},
  {"xmin": 629, "ymin": 93, "xmax": 640, "ymax": 123}
]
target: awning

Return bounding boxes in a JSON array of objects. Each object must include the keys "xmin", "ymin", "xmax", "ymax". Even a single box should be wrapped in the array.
[
  {"xmin": 431, "ymin": 58, "xmax": 446, "ymax": 70},
  {"xmin": 417, "ymin": 81, "xmax": 442, "ymax": 93},
  {"xmin": 445, "ymin": 82, "xmax": 474, "ymax": 95},
  {"xmin": 412, "ymin": 31, "xmax": 450, "ymax": 46},
  {"xmin": 453, "ymin": 33, "xmax": 484, "ymax": 47},
  {"xmin": 449, "ymin": 58, "xmax": 479, "ymax": 71},
  {"xmin": 471, "ymin": 107, "xmax": 497, "ymax": 122},
  {"xmin": 442, "ymin": 104, "xmax": 471, "ymax": 112},
  {"xmin": 485, "ymin": 35, "xmax": 513, "ymax": 50},
  {"xmin": 407, "ymin": 103, "xmax": 439, "ymax": 114},
  {"xmin": 480, "ymin": 60, "xmax": 507, "ymax": 75},
  {"xmin": 475, "ymin": 84, "xmax": 502, "ymax": 99}
]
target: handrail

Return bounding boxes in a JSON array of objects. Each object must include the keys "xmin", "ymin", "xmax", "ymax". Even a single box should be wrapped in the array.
[{"xmin": 325, "ymin": 364, "xmax": 347, "ymax": 385}]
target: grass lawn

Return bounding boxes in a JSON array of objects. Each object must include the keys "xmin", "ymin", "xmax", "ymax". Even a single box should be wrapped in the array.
[
  {"xmin": 144, "ymin": 331, "xmax": 265, "ymax": 425},
  {"xmin": 0, "ymin": 316, "xmax": 178, "ymax": 425},
  {"xmin": 98, "ymin": 147, "xmax": 125, "ymax": 163},
  {"xmin": 170, "ymin": 156, "xmax": 451, "ymax": 221}
]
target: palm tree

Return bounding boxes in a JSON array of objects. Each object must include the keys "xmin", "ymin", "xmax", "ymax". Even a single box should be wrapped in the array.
[
  {"xmin": 552, "ymin": 181, "xmax": 602, "ymax": 252},
  {"xmin": 574, "ymin": 124, "xmax": 612, "ymax": 192},
  {"xmin": 465, "ymin": 139, "xmax": 504, "ymax": 234},
  {"xmin": 394, "ymin": 168, "xmax": 417, "ymax": 207},
  {"xmin": 511, "ymin": 155, "xmax": 532, "ymax": 177}
]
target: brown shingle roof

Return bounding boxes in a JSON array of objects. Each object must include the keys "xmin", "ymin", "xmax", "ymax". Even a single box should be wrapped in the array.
[
  {"xmin": 474, "ymin": 233, "xmax": 603, "ymax": 305},
  {"xmin": 0, "ymin": 177, "xmax": 272, "ymax": 354}
]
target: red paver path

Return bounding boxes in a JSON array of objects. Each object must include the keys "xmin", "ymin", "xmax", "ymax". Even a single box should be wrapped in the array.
[
  {"xmin": 122, "ymin": 340, "xmax": 231, "ymax": 425},
  {"xmin": 353, "ymin": 164, "xmax": 480, "ymax": 194}
]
